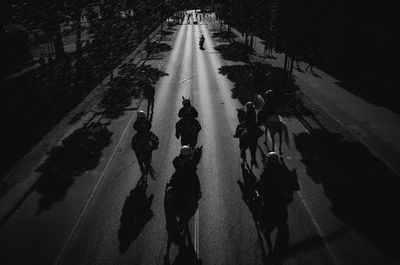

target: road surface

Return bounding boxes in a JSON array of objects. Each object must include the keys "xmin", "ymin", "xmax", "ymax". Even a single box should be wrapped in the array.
[{"xmin": 0, "ymin": 11, "xmax": 397, "ymax": 265}]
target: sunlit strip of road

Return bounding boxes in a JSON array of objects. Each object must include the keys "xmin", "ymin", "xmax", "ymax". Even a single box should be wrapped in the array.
[
  {"xmin": 179, "ymin": 21, "xmax": 195, "ymax": 103},
  {"xmin": 153, "ymin": 23, "xmax": 187, "ymax": 117},
  {"xmin": 199, "ymin": 24, "xmax": 241, "ymax": 133},
  {"xmin": 194, "ymin": 24, "xmax": 225, "ymax": 262}
]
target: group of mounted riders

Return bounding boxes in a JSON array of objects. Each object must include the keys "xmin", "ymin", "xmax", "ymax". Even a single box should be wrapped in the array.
[
  {"xmin": 233, "ymin": 89, "xmax": 299, "ymax": 264},
  {"xmin": 130, "ymin": 89, "xmax": 297, "ymax": 264},
  {"xmin": 131, "ymin": 96, "xmax": 203, "ymax": 264}
]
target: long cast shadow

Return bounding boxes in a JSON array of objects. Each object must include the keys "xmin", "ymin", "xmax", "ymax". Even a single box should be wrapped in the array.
[
  {"xmin": 35, "ymin": 121, "xmax": 112, "ymax": 213},
  {"xmin": 214, "ymin": 42, "xmax": 252, "ymax": 63},
  {"xmin": 218, "ymin": 62, "xmax": 303, "ymax": 116},
  {"xmin": 294, "ymin": 130, "xmax": 400, "ymax": 258},
  {"xmin": 98, "ymin": 64, "xmax": 167, "ymax": 119},
  {"xmin": 118, "ymin": 174, "xmax": 154, "ymax": 253}
]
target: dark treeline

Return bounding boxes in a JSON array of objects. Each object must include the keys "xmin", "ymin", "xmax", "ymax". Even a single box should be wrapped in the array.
[
  {"xmin": 212, "ymin": 0, "xmax": 396, "ymax": 109},
  {"xmin": 0, "ymin": 0, "xmax": 182, "ymax": 178}
]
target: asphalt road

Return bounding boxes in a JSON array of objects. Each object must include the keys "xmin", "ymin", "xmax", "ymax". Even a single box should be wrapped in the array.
[{"xmin": 0, "ymin": 11, "xmax": 397, "ymax": 265}]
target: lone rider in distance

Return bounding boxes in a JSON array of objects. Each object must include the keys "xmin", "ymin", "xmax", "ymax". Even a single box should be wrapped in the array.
[{"xmin": 178, "ymin": 97, "xmax": 199, "ymax": 121}]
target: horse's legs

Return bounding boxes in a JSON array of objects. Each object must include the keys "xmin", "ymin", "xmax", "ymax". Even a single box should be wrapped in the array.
[
  {"xmin": 265, "ymin": 231, "xmax": 273, "ymax": 258},
  {"xmin": 271, "ymin": 132, "xmax": 276, "ymax": 152},
  {"xmin": 240, "ymin": 147, "xmax": 247, "ymax": 162},
  {"xmin": 250, "ymin": 142, "xmax": 258, "ymax": 168},
  {"xmin": 274, "ymin": 221, "xmax": 289, "ymax": 264},
  {"xmin": 257, "ymin": 143, "xmax": 266, "ymax": 162},
  {"xmin": 137, "ymin": 155, "xmax": 145, "ymax": 173},
  {"xmin": 164, "ymin": 235, "xmax": 172, "ymax": 265},
  {"xmin": 264, "ymin": 131, "xmax": 270, "ymax": 152}
]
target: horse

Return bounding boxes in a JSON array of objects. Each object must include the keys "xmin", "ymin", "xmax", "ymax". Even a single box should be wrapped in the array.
[
  {"xmin": 235, "ymin": 108, "xmax": 263, "ymax": 168},
  {"xmin": 131, "ymin": 131, "xmax": 159, "ymax": 177},
  {"xmin": 260, "ymin": 113, "xmax": 289, "ymax": 155},
  {"xmin": 164, "ymin": 147, "xmax": 203, "ymax": 264},
  {"xmin": 258, "ymin": 159, "xmax": 299, "ymax": 264},
  {"xmin": 175, "ymin": 118, "xmax": 201, "ymax": 148}
]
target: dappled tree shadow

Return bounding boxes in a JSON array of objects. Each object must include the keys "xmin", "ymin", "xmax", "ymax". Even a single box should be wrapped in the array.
[
  {"xmin": 99, "ymin": 64, "xmax": 167, "ymax": 119},
  {"xmin": 148, "ymin": 42, "xmax": 172, "ymax": 54},
  {"xmin": 159, "ymin": 30, "xmax": 174, "ymax": 36},
  {"xmin": 118, "ymin": 175, "xmax": 154, "ymax": 253},
  {"xmin": 293, "ymin": 130, "xmax": 400, "ymax": 257},
  {"xmin": 35, "ymin": 121, "xmax": 112, "ymax": 213},
  {"xmin": 211, "ymin": 30, "xmax": 237, "ymax": 41},
  {"xmin": 214, "ymin": 42, "xmax": 252, "ymax": 63},
  {"xmin": 218, "ymin": 62, "xmax": 302, "ymax": 116}
]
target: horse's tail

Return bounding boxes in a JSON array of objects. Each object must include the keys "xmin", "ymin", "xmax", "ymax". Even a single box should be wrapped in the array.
[{"xmin": 283, "ymin": 121, "xmax": 290, "ymax": 148}]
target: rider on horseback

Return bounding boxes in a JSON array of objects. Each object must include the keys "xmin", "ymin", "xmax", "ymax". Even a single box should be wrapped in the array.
[
  {"xmin": 258, "ymin": 90, "xmax": 278, "ymax": 124},
  {"xmin": 178, "ymin": 97, "xmax": 198, "ymax": 120},
  {"xmin": 134, "ymin": 110, "xmax": 151, "ymax": 134},
  {"xmin": 234, "ymin": 102, "xmax": 259, "ymax": 138},
  {"xmin": 131, "ymin": 110, "xmax": 159, "ymax": 175},
  {"xmin": 171, "ymin": 145, "xmax": 202, "ymax": 200},
  {"xmin": 176, "ymin": 97, "xmax": 201, "ymax": 147},
  {"xmin": 260, "ymin": 152, "xmax": 299, "ymax": 206},
  {"xmin": 259, "ymin": 152, "xmax": 299, "ymax": 263}
]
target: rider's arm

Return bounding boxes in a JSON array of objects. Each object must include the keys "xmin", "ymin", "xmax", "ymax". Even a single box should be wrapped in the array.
[
  {"xmin": 178, "ymin": 108, "xmax": 184, "ymax": 118},
  {"xmin": 192, "ymin": 107, "xmax": 199, "ymax": 118}
]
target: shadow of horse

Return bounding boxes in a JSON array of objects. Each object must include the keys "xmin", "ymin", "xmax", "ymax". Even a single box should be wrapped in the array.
[{"xmin": 118, "ymin": 174, "xmax": 154, "ymax": 253}]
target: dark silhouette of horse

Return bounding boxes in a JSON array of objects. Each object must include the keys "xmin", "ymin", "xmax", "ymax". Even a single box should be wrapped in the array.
[
  {"xmin": 259, "ymin": 157, "xmax": 299, "ymax": 264},
  {"xmin": 175, "ymin": 118, "xmax": 201, "ymax": 148},
  {"xmin": 164, "ymin": 147, "xmax": 203, "ymax": 264},
  {"xmin": 236, "ymin": 108, "xmax": 262, "ymax": 168},
  {"xmin": 131, "ymin": 131, "xmax": 159, "ymax": 177}
]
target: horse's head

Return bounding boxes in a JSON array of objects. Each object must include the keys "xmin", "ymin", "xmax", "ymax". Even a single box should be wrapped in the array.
[
  {"xmin": 182, "ymin": 96, "xmax": 191, "ymax": 107},
  {"xmin": 236, "ymin": 107, "xmax": 246, "ymax": 122}
]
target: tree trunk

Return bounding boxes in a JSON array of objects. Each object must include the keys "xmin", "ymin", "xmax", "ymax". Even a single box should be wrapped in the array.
[
  {"xmin": 75, "ymin": 11, "xmax": 82, "ymax": 57},
  {"xmin": 284, "ymin": 54, "xmax": 288, "ymax": 71},
  {"xmin": 289, "ymin": 56, "xmax": 295, "ymax": 76},
  {"xmin": 51, "ymin": 23, "xmax": 65, "ymax": 58}
]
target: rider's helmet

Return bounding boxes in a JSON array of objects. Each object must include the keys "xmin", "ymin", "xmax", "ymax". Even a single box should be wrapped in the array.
[
  {"xmin": 180, "ymin": 145, "xmax": 192, "ymax": 156},
  {"xmin": 182, "ymin": 97, "xmax": 191, "ymax": 107},
  {"xmin": 264, "ymin": 90, "xmax": 273, "ymax": 102},
  {"xmin": 245, "ymin": 101, "xmax": 255, "ymax": 111},
  {"xmin": 137, "ymin": 110, "xmax": 146, "ymax": 120},
  {"xmin": 266, "ymin": 151, "xmax": 279, "ymax": 166}
]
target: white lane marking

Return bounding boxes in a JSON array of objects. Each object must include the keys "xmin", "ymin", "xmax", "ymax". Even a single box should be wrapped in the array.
[
  {"xmin": 53, "ymin": 107, "xmax": 139, "ymax": 265},
  {"xmin": 194, "ymin": 209, "xmax": 200, "ymax": 257},
  {"xmin": 179, "ymin": 74, "xmax": 197, "ymax": 84}
]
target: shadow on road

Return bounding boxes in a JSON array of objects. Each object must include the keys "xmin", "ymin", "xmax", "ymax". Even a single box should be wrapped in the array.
[
  {"xmin": 218, "ymin": 62, "xmax": 302, "ymax": 116},
  {"xmin": 118, "ymin": 174, "xmax": 154, "ymax": 254},
  {"xmin": 98, "ymin": 64, "xmax": 167, "ymax": 120},
  {"xmin": 211, "ymin": 30, "xmax": 237, "ymax": 42},
  {"xmin": 35, "ymin": 121, "xmax": 112, "ymax": 213},
  {"xmin": 214, "ymin": 42, "xmax": 252, "ymax": 63},
  {"xmin": 294, "ymin": 130, "xmax": 400, "ymax": 258}
]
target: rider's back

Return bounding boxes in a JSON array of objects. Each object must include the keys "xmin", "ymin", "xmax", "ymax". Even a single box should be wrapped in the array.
[
  {"xmin": 178, "ymin": 106, "xmax": 198, "ymax": 120},
  {"xmin": 134, "ymin": 119, "xmax": 151, "ymax": 134}
]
